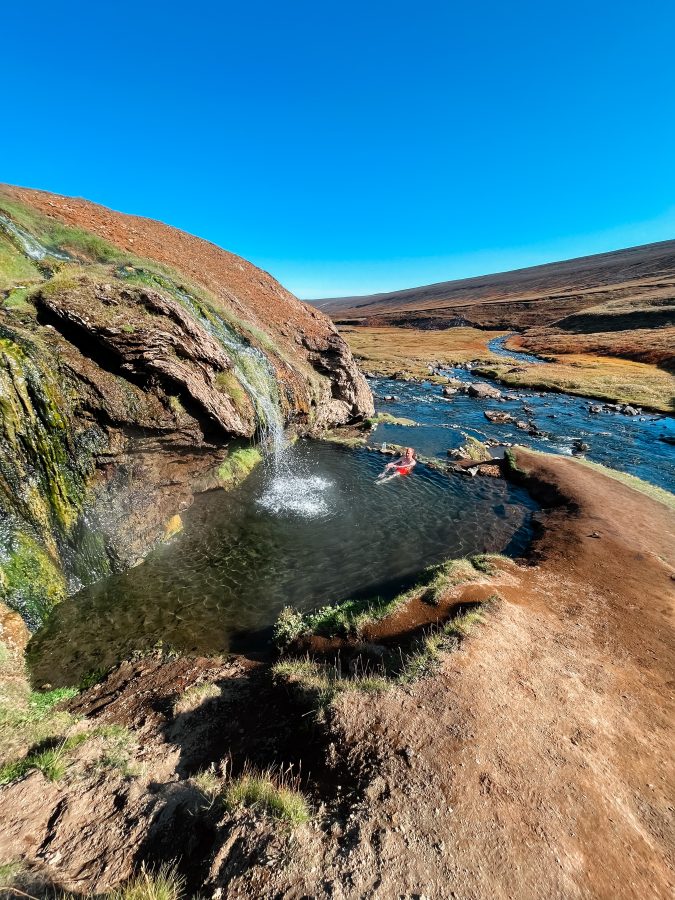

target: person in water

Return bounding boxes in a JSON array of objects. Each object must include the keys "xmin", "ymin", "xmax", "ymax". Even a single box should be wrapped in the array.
[{"xmin": 380, "ymin": 447, "xmax": 417, "ymax": 478}]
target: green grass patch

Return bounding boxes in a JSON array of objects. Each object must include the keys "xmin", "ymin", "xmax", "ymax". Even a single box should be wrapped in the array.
[
  {"xmin": 0, "ymin": 731, "xmax": 89, "ymax": 785},
  {"xmin": 221, "ymin": 766, "xmax": 310, "ymax": 825},
  {"xmin": 275, "ymin": 555, "xmax": 501, "ymax": 646},
  {"xmin": 108, "ymin": 862, "xmax": 186, "ymax": 900}
]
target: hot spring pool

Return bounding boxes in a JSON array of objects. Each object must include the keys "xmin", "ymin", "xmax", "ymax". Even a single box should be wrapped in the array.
[{"xmin": 29, "ymin": 441, "xmax": 537, "ymax": 685}]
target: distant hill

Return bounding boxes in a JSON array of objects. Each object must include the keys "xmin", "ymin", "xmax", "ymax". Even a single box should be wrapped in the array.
[{"xmin": 311, "ymin": 240, "xmax": 675, "ymax": 369}]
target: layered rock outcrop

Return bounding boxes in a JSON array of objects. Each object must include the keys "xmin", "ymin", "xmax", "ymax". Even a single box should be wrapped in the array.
[{"xmin": 0, "ymin": 185, "xmax": 373, "ymax": 626}]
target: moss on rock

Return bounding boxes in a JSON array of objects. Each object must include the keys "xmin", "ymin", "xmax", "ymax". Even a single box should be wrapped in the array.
[{"xmin": 217, "ymin": 447, "xmax": 262, "ymax": 488}]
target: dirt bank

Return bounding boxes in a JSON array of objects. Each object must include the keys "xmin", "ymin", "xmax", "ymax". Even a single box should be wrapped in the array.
[{"xmin": 1, "ymin": 449, "xmax": 673, "ymax": 898}]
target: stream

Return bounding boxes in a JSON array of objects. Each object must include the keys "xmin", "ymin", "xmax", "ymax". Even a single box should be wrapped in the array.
[{"xmin": 374, "ymin": 367, "xmax": 674, "ymax": 493}]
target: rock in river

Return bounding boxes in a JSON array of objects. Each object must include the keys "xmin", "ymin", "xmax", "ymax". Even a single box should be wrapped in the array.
[
  {"xmin": 467, "ymin": 382, "xmax": 502, "ymax": 400},
  {"xmin": 484, "ymin": 409, "xmax": 515, "ymax": 425}
]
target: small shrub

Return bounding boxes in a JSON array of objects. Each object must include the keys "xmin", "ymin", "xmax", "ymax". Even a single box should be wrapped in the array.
[{"xmin": 273, "ymin": 606, "xmax": 306, "ymax": 648}]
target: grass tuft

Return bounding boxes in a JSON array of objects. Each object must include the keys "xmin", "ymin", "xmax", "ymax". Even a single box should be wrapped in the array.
[
  {"xmin": 221, "ymin": 765, "xmax": 310, "ymax": 825},
  {"xmin": 108, "ymin": 862, "xmax": 185, "ymax": 900},
  {"xmin": 173, "ymin": 682, "xmax": 221, "ymax": 715}
]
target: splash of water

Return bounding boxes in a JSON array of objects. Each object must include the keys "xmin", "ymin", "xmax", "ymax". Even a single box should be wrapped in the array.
[
  {"xmin": 256, "ymin": 473, "xmax": 333, "ymax": 518},
  {"xmin": 0, "ymin": 213, "xmax": 69, "ymax": 261}
]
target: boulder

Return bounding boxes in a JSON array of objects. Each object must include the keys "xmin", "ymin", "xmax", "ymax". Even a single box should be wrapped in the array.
[
  {"xmin": 484, "ymin": 410, "xmax": 514, "ymax": 425},
  {"xmin": 467, "ymin": 382, "xmax": 502, "ymax": 400}
]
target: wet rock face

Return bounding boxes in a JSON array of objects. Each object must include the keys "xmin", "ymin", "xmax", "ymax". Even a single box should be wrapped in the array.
[
  {"xmin": 36, "ymin": 280, "xmax": 253, "ymax": 439},
  {"xmin": 301, "ymin": 330, "xmax": 374, "ymax": 426}
]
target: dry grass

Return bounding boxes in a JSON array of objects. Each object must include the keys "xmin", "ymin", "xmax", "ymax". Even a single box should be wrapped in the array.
[
  {"xmin": 340, "ymin": 325, "xmax": 505, "ymax": 377},
  {"xmin": 341, "ymin": 325, "xmax": 674, "ymax": 411},
  {"xmin": 477, "ymin": 353, "xmax": 675, "ymax": 412},
  {"xmin": 173, "ymin": 681, "xmax": 221, "ymax": 715}
]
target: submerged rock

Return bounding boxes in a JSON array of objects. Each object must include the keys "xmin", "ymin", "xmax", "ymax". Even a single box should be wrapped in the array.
[{"xmin": 484, "ymin": 409, "xmax": 515, "ymax": 424}]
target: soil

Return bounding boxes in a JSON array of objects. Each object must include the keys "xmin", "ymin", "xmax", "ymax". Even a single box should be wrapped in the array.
[{"xmin": 1, "ymin": 448, "xmax": 673, "ymax": 899}]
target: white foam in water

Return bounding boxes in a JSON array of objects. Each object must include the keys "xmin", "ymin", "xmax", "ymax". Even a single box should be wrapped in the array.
[{"xmin": 257, "ymin": 474, "xmax": 333, "ymax": 518}]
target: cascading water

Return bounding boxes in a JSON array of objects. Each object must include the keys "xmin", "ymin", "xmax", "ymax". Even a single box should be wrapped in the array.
[
  {"xmin": 0, "ymin": 213, "xmax": 69, "ymax": 262},
  {"xmin": 174, "ymin": 289, "xmax": 287, "ymax": 460},
  {"xmin": 173, "ymin": 290, "xmax": 333, "ymax": 516}
]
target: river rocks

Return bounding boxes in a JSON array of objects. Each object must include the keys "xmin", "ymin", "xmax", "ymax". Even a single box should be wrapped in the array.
[
  {"xmin": 467, "ymin": 382, "xmax": 502, "ymax": 400},
  {"xmin": 601, "ymin": 402, "xmax": 644, "ymax": 416},
  {"xmin": 484, "ymin": 410, "xmax": 515, "ymax": 424},
  {"xmin": 572, "ymin": 440, "xmax": 591, "ymax": 454}
]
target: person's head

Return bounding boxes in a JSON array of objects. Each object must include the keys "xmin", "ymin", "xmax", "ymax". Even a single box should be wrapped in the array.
[{"xmin": 405, "ymin": 447, "xmax": 415, "ymax": 459}]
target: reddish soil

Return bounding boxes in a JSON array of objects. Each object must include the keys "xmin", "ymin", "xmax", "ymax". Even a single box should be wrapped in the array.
[{"xmin": 2, "ymin": 184, "xmax": 330, "ymax": 349}]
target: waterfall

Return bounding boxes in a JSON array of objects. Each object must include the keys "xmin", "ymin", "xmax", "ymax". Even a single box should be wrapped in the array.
[
  {"xmin": 175, "ymin": 289, "xmax": 287, "ymax": 461},
  {"xmin": 0, "ymin": 213, "xmax": 69, "ymax": 262}
]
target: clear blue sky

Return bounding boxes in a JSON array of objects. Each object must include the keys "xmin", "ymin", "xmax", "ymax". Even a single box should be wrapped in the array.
[{"xmin": 3, "ymin": 1, "xmax": 675, "ymax": 298}]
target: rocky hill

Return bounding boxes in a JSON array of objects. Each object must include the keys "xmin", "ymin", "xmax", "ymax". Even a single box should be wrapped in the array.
[{"xmin": 0, "ymin": 185, "xmax": 373, "ymax": 627}]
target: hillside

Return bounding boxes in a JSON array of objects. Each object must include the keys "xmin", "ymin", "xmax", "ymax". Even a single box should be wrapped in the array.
[
  {"xmin": 0, "ymin": 185, "xmax": 372, "ymax": 627},
  {"xmin": 312, "ymin": 241, "xmax": 675, "ymax": 369}
]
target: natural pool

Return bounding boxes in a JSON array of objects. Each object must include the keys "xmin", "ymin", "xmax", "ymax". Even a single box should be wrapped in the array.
[{"xmin": 29, "ymin": 441, "xmax": 537, "ymax": 686}]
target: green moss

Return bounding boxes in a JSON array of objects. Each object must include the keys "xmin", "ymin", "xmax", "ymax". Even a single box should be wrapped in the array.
[
  {"xmin": 461, "ymin": 435, "xmax": 492, "ymax": 462},
  {"xmin": 217, "ymin": 447, "xmax": 262, "ymax": 487},
  {"xmin": 0, "ymin": 531, "xmax": 66, "ymax": 626},
  {"xmin": 366, "ymin": 412, "xmax": 418, "ymax": 428},
  {"xmin": 0, "ymin": 233, "xmax": 41, "ymax": 291},
  {"xmin": 215, "ymin": 370, "xmax": 252, "ymax": 414},
  {"xmin": 3, "ymin": 285, "xmax": 35, "ymax": 312}
]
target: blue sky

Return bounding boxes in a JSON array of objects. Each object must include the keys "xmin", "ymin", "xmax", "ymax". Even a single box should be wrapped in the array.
[{"xmin": 3, "ymin": 1, "xmax": 674, "ymax": 298}]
